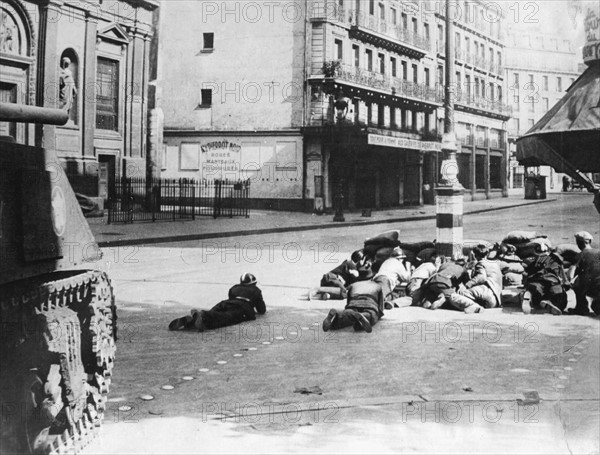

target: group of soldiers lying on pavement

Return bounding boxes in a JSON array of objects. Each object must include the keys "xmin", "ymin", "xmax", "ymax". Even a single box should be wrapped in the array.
[
  {"xmin": 167, "ymin": 230, "xmax": 599, "ymax": 335},
  {"xmin": 318, "ymin": 229, "xmax": 600, "ymax": 333}
]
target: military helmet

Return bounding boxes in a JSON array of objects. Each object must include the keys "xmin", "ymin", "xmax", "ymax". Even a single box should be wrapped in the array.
[{"xmin": 240, "ymin": 273, "xmax": 257, "ymax": 285}]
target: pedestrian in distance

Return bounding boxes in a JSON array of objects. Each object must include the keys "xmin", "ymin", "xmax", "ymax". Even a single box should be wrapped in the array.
[
  {"xmin": 521, "ymin": 244, "xmax": 570, "ymax": 315},
  {"xmin": 562, "ymin": 175, "xmax": 571, "ymax": 192},
  {"xmin": 322, "ymin": 280, "xmax": 385, "ymax": 333},
  {"xmin": 449, "ymin": 245, "xmax": 503, "ymax": 313},
  {"xmin": 569, "ymin": 231, "xmax": 600, "ymax": 316},
  {"xmin": 168, "ymin": 273, "xmax": 266, "ymax": 332}
]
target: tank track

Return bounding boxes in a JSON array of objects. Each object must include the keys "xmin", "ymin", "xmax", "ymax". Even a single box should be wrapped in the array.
[{"xmin": 0, "ymin": 270, "xmax": 116, "ymax": 454}]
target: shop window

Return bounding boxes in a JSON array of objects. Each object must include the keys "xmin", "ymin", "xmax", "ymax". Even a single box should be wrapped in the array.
[
  {"xmin": 490, "ymin": 155, "xmax": 502, "ymax": 189},
  {"xmin": 475, "ymin": 155, "xmax": 485, "ymax": 189},
  {"xmin": 96, "ymin": 57, "xmax": 119, "ymax": 131},
  {"xmin": 457, "ymin": 153, "xmax": 470, "ymax": 189}
]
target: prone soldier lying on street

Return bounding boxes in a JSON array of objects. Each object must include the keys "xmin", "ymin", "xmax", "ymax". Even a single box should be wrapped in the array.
[
  {"xmin": 414, "ymin": 258, "xmax": 471, "ymax": 311},
  {"xmin": 372, "ymin": 247, "xmax": 412, "ymax": 308},
  {"xmin": 168, "ymin": 273, "xmax": 266, "ymax": 331},
  {"xmin": 406, "ymin": 252, "xmax": 442, "ymax": 305},
  {"xmin": 521, "ymin": 244, "xmax": 569, "ymax": 315},
  {"xmin": 319, "ymin": 250, "xmax": 366, "ymax": 300},
  {"xmin": 448, "ymin": 245, "xmax": 503, "ymax": 313},
  {"xmin": 321, "ymin": 280, "xmax": 385, "ymax": 333},
  {"xmin": 569, "ymin": 231, "xmax": 600, "ymax": 316}
]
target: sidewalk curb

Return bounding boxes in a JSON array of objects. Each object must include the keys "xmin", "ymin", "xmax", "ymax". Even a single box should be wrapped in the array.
[{"xmin": 96, "ymin": 199, "xmax": 555, "ymax": 248}]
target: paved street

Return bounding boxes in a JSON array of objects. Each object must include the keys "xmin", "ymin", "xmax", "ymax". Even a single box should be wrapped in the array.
[{"xmin": 83, "ymin": 195, "xmax": 599, "ymax": 454}]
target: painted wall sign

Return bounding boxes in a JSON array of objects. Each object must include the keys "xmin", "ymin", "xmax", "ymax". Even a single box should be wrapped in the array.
[{"xmin": 201, "ymin": 140, "xmax": 242, "ymax": 175}]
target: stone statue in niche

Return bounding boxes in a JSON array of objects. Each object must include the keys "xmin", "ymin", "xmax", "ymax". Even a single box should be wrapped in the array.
[
  {"xmin": 59, "ymin": 56, "xmax": 77, "ymax": 116},
  {"xmin": 0, "ymin": 10, "xmax": 19, "ymax": 54}
]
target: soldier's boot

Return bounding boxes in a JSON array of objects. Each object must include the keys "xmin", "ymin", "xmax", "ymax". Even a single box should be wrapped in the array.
[
  {"xmin": 540, "ymin": 300, "xmax": 562, "ymax": 315},
  {"xmin": 322, "ymin": 309, "xmax": 338, "ymax": 332},
  {"xmin": 190, "ymin": 309, "xmax": 206, "ymax": 331},
  {"xmin": 169, "ymin": 315, "xmax": 192, "ymax": 331},
  {"xmin": 352, "ymin": 311, "xmax": 372, "ymax": 333},
  {"xmin": 521, "ymin": 291, "xmax": 532, "ymax": 315}
]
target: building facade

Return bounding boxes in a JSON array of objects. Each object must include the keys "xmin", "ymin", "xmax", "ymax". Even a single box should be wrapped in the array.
[
  {"xmin": 0, "ymin": 0, "xmax": 158, "ymax": 204},
  {"xmin": 157, "ymin": 0, "xmax": 511, "ymax": 212},
  {"xmin": 504, "ymin": 24, "xmax": 583, "ymax": 191}
]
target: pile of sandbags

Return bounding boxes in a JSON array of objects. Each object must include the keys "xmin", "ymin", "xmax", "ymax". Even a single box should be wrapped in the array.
[
  {"xmin": 363, "ymin": 230, "xmax": 401, "ymax": 273},
  {"xmin": 502, "ymin": 230, "xmax": 552, "ymax": 259}
]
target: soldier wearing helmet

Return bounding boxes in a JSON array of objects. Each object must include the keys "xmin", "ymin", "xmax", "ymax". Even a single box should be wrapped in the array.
[
  {"xmin": 169, "ymin": 273, "xmax": 266, "ymax": 332},
  {"xmin": 318, "ymin": 249, "xmax": 367, "ymax": 300}
]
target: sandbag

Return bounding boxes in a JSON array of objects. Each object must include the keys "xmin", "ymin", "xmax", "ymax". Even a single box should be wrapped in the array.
[
  {"xmin": 516, "ymin": 237, "xmax": 553, "ymax": 259},
  {"xmin": 364, "ymin": 230, "xmax": 400, "ymax": 248},
  {"xmin": 374, "ymin": 246, "xmax": 396, "ymax": 265},
  {"xmin": 398, "ymin": 240, "xmax": 435, "ymax": 253},
  {"xmin": 417, "ymin": 247, "xmax": 437, "ymax": 264},
  {"xmin": 363, "ymin": 243, "xmax": 380, "ymax": 260},
  {"xmin": 503, "ymin": 230, "xmax": 547, "ymax": 245}
]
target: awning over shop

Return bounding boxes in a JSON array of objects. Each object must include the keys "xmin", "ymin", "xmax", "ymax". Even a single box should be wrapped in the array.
[{"xmin": 516, "ymin": 63, "xmax": 600, "ymax": 180}]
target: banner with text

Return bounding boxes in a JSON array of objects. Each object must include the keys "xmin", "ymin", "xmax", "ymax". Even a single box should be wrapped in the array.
[{"xmin": 367, "ymin": 134, "xmax": 442, "ymax": 152}]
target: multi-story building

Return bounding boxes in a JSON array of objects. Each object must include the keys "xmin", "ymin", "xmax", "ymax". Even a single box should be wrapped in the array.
[
  {"xmin": 504, "ymin": 26, "xmax": 582, "ymax": 191},
  {"xmin": 158, "ymin": 0, "xmax": 511, "ymax": 212},
  {"xmin": 0, "ymin": 0, "xmax": 159, "ymax": 206}
]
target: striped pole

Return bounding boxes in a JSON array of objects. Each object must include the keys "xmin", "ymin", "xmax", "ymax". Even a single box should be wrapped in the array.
[
  {"xmin": 436, "ymin": 186, "xmax": 463, "ymax": 258},
  {"xmin": 435, "ymin": 0, "xmax": 463, "ymax": 259}
]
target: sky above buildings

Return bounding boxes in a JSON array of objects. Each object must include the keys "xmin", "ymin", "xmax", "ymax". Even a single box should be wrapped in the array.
[{"xmin": 503, "ymin": 0, "xmax": 593, "ymax": 52}]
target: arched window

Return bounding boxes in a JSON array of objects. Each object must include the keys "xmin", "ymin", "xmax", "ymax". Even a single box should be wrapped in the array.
[{"xmin": 59, "ymin": 48, "xmax": 79, "ymax": 125}]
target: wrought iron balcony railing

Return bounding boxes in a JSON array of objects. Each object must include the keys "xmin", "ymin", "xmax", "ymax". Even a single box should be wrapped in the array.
[
  {"xmin": 454, "ymin": 90, "xmax": 513, "ymax": 117},
  {"xmin": 318, "ymin": 63, "xmax": 442, "ymax": 105}
]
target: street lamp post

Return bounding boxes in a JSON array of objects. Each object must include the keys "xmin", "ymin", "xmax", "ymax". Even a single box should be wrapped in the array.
[
  {"xmin": 435, "ymin": 0, "xmax": 463, "ymax": 259},
  {"xmin": 332, "ymin": 92, "xmax": 349, "ymax": 222}
]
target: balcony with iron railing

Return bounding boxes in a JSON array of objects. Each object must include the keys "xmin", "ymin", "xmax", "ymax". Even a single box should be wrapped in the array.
[
  {"xmin": 348, "ymin": 10, "xmax": 431, "ymax": 58},
  {"xmin": 453, "ymin": 90, "xmax": 513, "ymax": 119},
  {"xmin": 310, "ymin": 2, "xmax": 431, "ymax": 59},
  {"xmin": 439, "ymin": 48, "xmax": 504, "ymax": 76},
  {"xmin": 310, "ymin": 63, "xmax": 443, "ymax": 108}
]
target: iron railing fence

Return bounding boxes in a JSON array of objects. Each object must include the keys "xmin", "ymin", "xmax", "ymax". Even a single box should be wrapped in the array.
[{"xmin": 108, "ymin": 177, "xmax": 250, "ymax": 224}]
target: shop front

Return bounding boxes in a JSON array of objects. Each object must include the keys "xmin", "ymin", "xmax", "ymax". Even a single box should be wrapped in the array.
[{"xmin": 315, "ymin": 130, "xmax": 441, "ymax": 211}]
